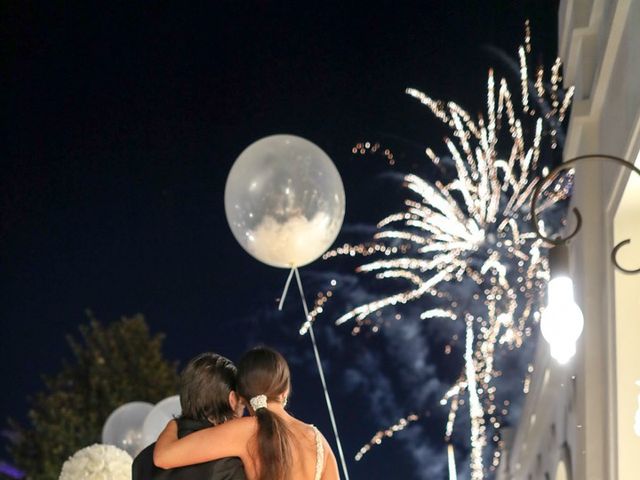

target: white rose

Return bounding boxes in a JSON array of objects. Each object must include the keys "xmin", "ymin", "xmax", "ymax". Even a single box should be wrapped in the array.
[{"xmin": 59, "ymin": 444, "xmax": 132, "ymax": 480}]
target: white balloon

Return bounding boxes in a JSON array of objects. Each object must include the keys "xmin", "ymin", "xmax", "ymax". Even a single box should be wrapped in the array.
[
  {"xmin": 225, "ymin": 134, "xmax": 346, "ymax": 268},
  {"xmin": 102, "ymin": 401, "xmax": 153, "ymax": 457},
  {"xmin": 141, "ymin": 395, "xmax": 182, "ymax": 447}
]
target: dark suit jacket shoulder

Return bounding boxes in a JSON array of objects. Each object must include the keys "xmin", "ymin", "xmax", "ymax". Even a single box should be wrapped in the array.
[{"xmin": 132, "ymin": 419, "xmax": 246, "ymax": 480}]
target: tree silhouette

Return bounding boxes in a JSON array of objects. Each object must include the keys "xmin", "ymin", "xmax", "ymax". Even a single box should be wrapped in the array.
[{"xmin": 7, "ymin": 313, "xmax": 179, "ymax": 480}]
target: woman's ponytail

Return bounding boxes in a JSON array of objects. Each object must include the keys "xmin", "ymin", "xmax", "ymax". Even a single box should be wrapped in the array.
[
  {"xmin": 237, "ymin": 347, "xmax": 293, "ymax": 480},
  {"xmin": 254, "ymin": 407, "xmax": 291, "ymax": 480}
]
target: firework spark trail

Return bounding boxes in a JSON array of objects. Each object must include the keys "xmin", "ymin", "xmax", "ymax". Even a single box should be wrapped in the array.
[
  {"xmin": 309, "ymin": 27, "xmax": 574, "ymax": 477},
  {"xmin": 466, "ymin": 316, "xmax": 485, "ymax": 480},
  {"xmin": 354, "ymin": 413, "xmax": 420, "ymax": 462},
  {"xmin": 448, "ymin": 444, "xmax": 458, "ymax": 480}
]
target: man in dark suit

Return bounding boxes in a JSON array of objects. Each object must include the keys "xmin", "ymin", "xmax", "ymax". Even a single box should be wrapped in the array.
[{"xmin": 133, "ymin": 353, "xmax": 246, "ymax": 480}]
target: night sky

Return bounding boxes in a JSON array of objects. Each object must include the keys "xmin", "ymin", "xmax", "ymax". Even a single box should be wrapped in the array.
[{"xmin": 2, "ymin": 2, "xmax": 561, "ymax": 478}]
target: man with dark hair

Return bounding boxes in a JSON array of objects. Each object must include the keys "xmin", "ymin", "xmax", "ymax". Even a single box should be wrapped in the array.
[{"xmin": 132, "ymin": 353, "xmax": 246, "ymax": 480}]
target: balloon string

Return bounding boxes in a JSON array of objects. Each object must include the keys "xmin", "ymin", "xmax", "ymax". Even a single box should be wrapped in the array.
[
  {"xmin": 292, "ymin": 267, "xmax": 351, "ymax": 480},
  {"xmin": 278, "ymin": 268, "xmax": 296, "ymax": 311}
]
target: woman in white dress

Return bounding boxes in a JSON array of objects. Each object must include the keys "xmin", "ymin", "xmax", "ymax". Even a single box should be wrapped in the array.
[{"xmin": 155, "ymin": 346, "xmax": 339, "ymax": 480}]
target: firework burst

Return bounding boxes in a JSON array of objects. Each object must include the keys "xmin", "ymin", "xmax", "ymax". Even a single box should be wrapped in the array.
[{"xmin": 308, "ymin": 24, "xmax": 574, "ymax": 478}]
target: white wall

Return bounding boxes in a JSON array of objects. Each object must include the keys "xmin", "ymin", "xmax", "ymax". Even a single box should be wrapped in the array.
[{"xmin": 613, "ymin": 152, "xmax": 640, "ymax": 480}]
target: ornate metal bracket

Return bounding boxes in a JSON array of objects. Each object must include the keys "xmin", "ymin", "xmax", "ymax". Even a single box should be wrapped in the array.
[{"xmin": 531, "ymin": 154, "xmax": 640, "ymax": 274}]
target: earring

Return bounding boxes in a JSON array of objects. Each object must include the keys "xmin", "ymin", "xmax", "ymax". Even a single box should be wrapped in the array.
[{"xmin": 283, "ymin": 396, "xmax": 288, "ymax": 408}]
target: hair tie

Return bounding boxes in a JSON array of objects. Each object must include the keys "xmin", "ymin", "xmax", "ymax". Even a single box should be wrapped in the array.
[{"xmin": 250, "ymin": 394, "xmax": 268, "ymax": 411}]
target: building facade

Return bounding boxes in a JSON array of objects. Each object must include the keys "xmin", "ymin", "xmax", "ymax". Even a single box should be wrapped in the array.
[{"xmin": 497, "ymin": 1, "xmax": 640, "ymax": 479}]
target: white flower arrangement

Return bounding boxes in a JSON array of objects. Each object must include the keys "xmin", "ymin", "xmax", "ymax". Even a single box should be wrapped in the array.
[{"xmin": 59, "ymin": 444, "xmax": 132, "ymax": 480}]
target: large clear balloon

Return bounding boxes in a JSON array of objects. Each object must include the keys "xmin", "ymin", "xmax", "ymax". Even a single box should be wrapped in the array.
[
  {"xmin": 225, "ymin": 134, "xmax": 346, "ymax": 268},
  {"xmin": 102, "ymin": 401, "xmax": 153, "ymax": 457},
  {"xmin": 141, "ymin": 395, "xmax": 182, "ymax": 447}
]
